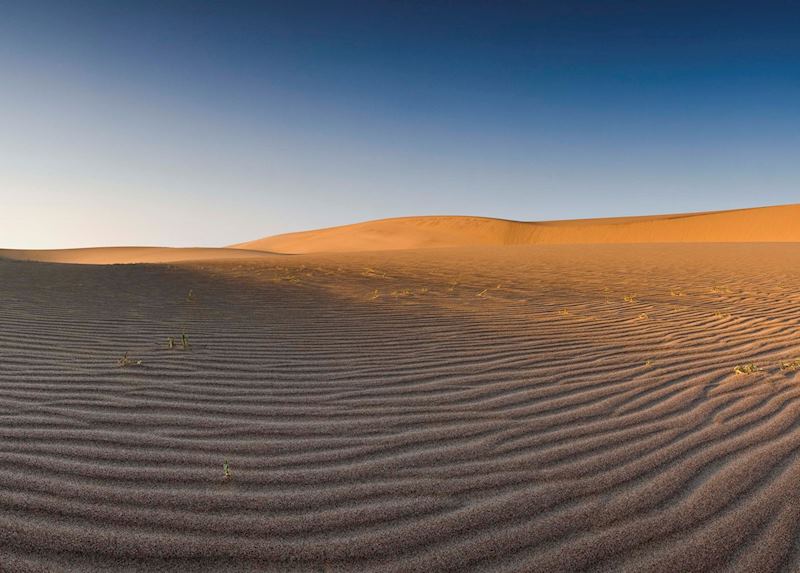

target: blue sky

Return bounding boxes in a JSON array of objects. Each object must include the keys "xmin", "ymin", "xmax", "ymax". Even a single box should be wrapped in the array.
[{"xmin": 1, "ymin": 1, "xmax": 798, "ymax": 248}]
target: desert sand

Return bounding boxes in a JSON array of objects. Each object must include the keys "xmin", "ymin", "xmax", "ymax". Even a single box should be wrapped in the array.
[
  {"xmin": 2, "ymin": 207, "xmax": 800, "ymax": 571},
  {"xmin": 0, "ymin": 247, "xmax": 276, "ymax": 265},
  {"xmin": 233, "ymin": 204, "xmax": 800, "ymax": 254}
]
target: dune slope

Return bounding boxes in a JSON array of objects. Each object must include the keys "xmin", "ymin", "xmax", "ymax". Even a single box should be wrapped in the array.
[
  {"xmin": 2, "ymin": 243, "xmax": 800, "ymax": 571},
  {"xmin": 0, "ymin": 246, "xmax": 277, "ymax": 265},
  {"xmin": 233, "ymin": 204, "xmax": 800, "ymax": 253}
]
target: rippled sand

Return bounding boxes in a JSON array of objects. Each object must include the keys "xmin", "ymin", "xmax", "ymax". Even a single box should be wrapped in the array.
[{"xmin": 2, "ymin": 243, "xmax": 800, "ymax": 572}]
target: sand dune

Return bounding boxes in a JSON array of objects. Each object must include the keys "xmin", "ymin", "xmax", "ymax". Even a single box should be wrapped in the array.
[
  {"xmin": 0, "ymin": 246, "xmax": 277, "ymax": 265},
  {"xmin": 2, "ymin": 243, "xmax": 800, "ymax": 571},
  {"xmin": 233, "ymin": 204, "xmax": 800, "ymax": 253}
]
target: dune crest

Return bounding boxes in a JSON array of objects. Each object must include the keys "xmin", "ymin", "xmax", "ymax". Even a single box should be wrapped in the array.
[{"xmin": 233, "ymin": 204, "xmax": 800, "ymax": 254}]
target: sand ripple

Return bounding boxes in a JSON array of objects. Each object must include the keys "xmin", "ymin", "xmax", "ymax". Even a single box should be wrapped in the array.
[{"xmin": 1, "ymin": 244, "xmax": 799, "ymax": 571}]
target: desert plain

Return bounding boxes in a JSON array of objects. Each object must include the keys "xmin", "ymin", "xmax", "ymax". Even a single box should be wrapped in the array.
[{"xmin": 2, "ymin": 205, "xmax": 800, "ymax": 572}]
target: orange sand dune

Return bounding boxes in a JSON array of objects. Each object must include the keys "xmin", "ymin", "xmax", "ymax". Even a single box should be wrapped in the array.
[
  {"xmin": 234, "ymin": 204, "xmax": 800, "ymax": 254},
  {"xmin": 0, "ymin": 246, "xmax": 278, "ymax": 265}
]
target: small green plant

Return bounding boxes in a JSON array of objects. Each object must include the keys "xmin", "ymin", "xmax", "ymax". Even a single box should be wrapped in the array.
[
  {"xmin": 734, "ymin": 363, "xmax": 759, "ymax": 375},
  {"xmin": 223, "ymin": 460, "xmax": 232, "ymax": 480},
  {"xmin": 118, "ymin": 353, "xmax": 142, "ymax": 367},
  {"xmin": 181, "ymin": 332, "xmax": 190, "ymax": 350}
]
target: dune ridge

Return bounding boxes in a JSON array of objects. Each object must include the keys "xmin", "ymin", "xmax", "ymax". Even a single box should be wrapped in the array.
[{"xmin": 233, "ymin": 204, "xmax": 800, "ymax": 254}]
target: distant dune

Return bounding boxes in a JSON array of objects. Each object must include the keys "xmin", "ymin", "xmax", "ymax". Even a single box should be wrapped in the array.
[
  {"xmin": 233, "ymin": 204, "xmax": 800, "ymax": 254},
  {"xmin": 0, "ymin": 246, "xmax": 276, "ymax": 265}
]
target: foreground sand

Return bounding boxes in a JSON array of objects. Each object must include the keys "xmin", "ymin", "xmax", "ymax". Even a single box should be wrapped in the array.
[{"xmin": 2, "ymin": 243, "xmax": 800, "ymax": 571}]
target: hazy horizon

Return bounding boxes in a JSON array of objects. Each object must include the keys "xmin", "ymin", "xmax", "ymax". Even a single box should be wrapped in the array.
[{"xmin": 3, "ymin": 1, "xmax": 799, "ymax": 249}]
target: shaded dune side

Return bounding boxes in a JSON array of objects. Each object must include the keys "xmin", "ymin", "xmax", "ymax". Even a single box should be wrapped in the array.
[
  {"xmin": 2, "ymin": 244, "xmax": 800, "ymax": 571},
  {"xmin": 0, "ymin": 247, "xmax": 279, "ymax": 265},
  {"xmin": 233, "ymin": 204, "xmax": 800, "ymax": 253}
]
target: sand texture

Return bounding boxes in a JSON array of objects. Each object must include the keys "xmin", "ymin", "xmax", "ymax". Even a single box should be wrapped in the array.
[
  {"xmin": 233, "ymin": 204, "xmax": 800, "ymax": 254},
  {"xmin": 2, "ymin": 243, "xmax": 800, "ymax": 571},
  {"xmin": 0, "ymin": 247, "xmax": 277, "ymax": 265}
]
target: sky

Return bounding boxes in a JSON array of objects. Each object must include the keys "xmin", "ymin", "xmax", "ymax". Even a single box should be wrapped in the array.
[{"xmin": 1, "ymin": 1, "xmax": 798, "ymax": 248}]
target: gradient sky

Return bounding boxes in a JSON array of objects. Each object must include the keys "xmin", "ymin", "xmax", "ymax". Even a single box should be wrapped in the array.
[{"xmin": 1, "ymin": 1, "xmax": 798, "ymax": 248}]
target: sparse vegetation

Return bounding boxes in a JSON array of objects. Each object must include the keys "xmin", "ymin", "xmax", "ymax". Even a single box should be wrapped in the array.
[
  {"xmin": 734, "ymin": 363, "xmax": 760, "ymax": 375},
  {"xmin": 477, "ymin": 288, "xmax": 488, "ymax": 297},
  {"xmin": 559, "ymin": 308, "xmax": 570, "ymax": 316},
  {"xmin": 118, "ymin": 353, "xmax": 142, "ymax": 367},
  {"xmin": 186, "ymin": 289, "xmax": 195, "ymax": 302},
  {"xmin": 637, "ymin": 313, "xmax": 649, "ymax": 320},
  {"xmin": 369, "ymin": 289, "xmax": 380, "ymax": 300},
  {"xmin": 623, "ymin": 294, "xmax": 637, "ymax": 303},
  {"xmin": 780, "ymin": 359, "xmax": 800, "ymax": 372},
  {"xmin": 165, "ymin": 333, "xmax": 191, "ymax": 350},
  {"xmin": 223, "ymin": 460, "xmax": 232, "ymax": 480}
]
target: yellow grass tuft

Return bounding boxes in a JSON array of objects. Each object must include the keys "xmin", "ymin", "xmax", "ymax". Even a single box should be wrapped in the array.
[
  {"xmin": 780, "ymin": 359, "xmax": 800, "ymax": 372},
  {"xmin": 623, "ymin": 294, "xmax": 637, "ymax": 303},
  {"xmin": 118, "ymin": 353, "xmax": 142, "ymax": 367},
  {"xmin": 733, "ymin": 363, "xmax": 759, "ymax": 375}
]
